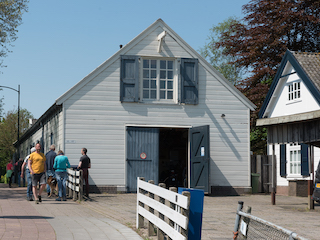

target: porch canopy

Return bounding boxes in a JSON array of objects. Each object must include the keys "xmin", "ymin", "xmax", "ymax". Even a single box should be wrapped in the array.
[{"xmin": 256, "ymin": 109, "xmax": 320, "ymax": 147}]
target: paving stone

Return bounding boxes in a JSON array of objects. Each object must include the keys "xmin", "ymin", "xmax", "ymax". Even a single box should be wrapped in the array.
[{"xmin": 3, "ymin": 183, "xmax": 320, "ymax": 239}]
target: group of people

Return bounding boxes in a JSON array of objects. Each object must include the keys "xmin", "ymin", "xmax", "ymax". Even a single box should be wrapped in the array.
[
  {"xmin": 7, "ymin": 143, "xmax": 91, "ymax": 204},
  {"xmin": 6, "ymin": 157, "xmax": 27, "ymax": 188}
]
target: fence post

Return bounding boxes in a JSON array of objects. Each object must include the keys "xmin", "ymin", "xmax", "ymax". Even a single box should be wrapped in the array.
[
  {"xmin": 137, "ymin": 177, "xmax": 145, "ymax": 229},
  {"xmin": 169, "ymin": 187, "xmax": 177, "ymax": 227},
  {"xmin": 68, "ymin": 175, "xmax": 73, "ymax": 199},
  {"xmin": 181, "ymin": 191, "xmax": 190, "ymax": 239},
  {"xmin": 148, "ymin": 180, "xmax": 157, "ymax": 237},
  {"xmin": 242, "ymin": 206, "xmax": 251, "ymax": 236},
  {"xmin": 166, "ymin": 187, "xmax": 178, "ymax": 240},
  {"xmin": 79, "ymin": 170, "xmax": 83, "ymax": 201},
  {"xmin": 73, "ymin": 170, "xmax": 77, "ymax": 201},
  {"xmin": 157, "ymin": 183, "xmax": 166, "ymax": 240},
  {"xmin": 233, "ymin": 201, "xmax": 244, "ymax": 240},
  {"xmin": 271, "ymin": 144, "xmax": 276, "ymax": 205}
]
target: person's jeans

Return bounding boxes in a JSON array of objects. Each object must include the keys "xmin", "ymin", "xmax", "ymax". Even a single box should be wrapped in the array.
[
  {"xmin": 26, "ymin": 169, "xmax": 32, "ymax": 198},
  {"xmin": 55, "ymin": 171, "xmax": 67, "ymax": 198},
  {"xmin": 46, "ymin": 170, "xmax": 56, "ymax": 194},
  {"xmin": 8, "ymin": 176, "xmax": 12, "ymax": 187},
  {"xmin": 82, "ymin": 168, "xmax": 89, "ymax": 196}
]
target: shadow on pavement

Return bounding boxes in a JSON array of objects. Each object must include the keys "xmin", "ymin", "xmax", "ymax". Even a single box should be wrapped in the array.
[{"xmin": 0, "ymin": 215, "xmax": 54, "ymax": 219}]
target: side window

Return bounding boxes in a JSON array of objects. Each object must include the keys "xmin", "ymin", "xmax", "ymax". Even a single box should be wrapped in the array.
[
  {"xmin": 288, "ymin": 143, "xmax": 301, "ymax": 175},
  {"xmin": 50, "ymin": 133, "xmax": 54, "ymax": 145},
  {"xmin": 286, "ymin": 143, "xmax": 309, "ymax": 177}
]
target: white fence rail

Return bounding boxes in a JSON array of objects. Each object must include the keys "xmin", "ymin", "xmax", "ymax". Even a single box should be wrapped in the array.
[
  {"xmin": 136, "ymin": 177, "xmax": 190, "ymax": 240},
  {"xmin": 67, "ymin": 168, "xmax": 83, "ymax": 201}
]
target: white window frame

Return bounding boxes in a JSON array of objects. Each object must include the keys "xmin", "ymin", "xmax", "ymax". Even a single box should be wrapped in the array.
[
  {"xmin": 287, "ymin": 143, "xmax": 302, "ymax": 179},
  {"xmin": 287, "ymin": 80, "xmax": 301, "ymax": 102},
  {"xmin": 140, "ymin": 57, "xmax": 178, "ymax": 104}
]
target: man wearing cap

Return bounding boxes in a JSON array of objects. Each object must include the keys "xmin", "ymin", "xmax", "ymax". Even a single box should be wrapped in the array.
[
  {"xmin": 21, "ymin": 147, "xmax": 36, "ymax": 201},
  {"xmin": 28, "ymin": 143, "xmax": 46, "ymax": 204}
]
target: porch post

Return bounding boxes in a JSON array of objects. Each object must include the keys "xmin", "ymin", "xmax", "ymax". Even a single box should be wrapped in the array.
[
  {"xmin": 308, "ymin": 145, "xmax": 314, "ymax": 210},
  {"xmin": 271, "ymin": 143, "xmax": 276, "ymax": 205}
]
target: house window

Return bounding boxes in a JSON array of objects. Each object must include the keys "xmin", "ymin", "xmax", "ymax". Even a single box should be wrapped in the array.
[
  {"xmin": 288, "ymin": 81, "xmax": 300, "ymax": 101},
  {"xmin": 50, "ymin": 133, "xmax": 54, "ymax": 145},
  {"xmin": 142, "ymin": 59, "xmax": 175, "ymax": 101},
  {"xmin": 120, "ymin": 55, "xmax": 198, "ymax": 104},
  {"xmin": 289, "ymin": 143, "xmax": 301, "ymax": 174}
]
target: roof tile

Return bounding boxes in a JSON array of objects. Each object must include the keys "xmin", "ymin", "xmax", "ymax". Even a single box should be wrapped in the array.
[{"xmin": 291, "ymin": 51, "xmax": 320, "ymax": 91}]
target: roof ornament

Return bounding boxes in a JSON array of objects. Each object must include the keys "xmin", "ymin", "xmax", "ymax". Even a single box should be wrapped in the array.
[{"xmin": 157, "ymin": 31, "xmax": 166, "ymax": 53}]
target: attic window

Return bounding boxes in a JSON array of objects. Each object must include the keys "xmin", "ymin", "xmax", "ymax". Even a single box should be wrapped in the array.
[
  {"xmin": 142, "ymin": 58, "xmax": 175, "ymax": 101},
  {"xmin": 288, "ymin": 81, "xmax": 300, "ymax": 101}
]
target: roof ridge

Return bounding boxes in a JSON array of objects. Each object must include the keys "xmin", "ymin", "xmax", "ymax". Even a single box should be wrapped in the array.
[{"xmin": 291, "ymin": 50, "xmax": 320, "ymax": 55}]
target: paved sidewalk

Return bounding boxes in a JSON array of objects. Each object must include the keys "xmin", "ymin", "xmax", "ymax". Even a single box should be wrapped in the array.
[
  {"xmin": 0, "ymin": 185, "xmax": 55, "ymax": 240},
  {"xmin": 1, "ymin": 182, "xmax": 320, "ymax": 240},
  {"xmin": 0, "ymin": 183, "xmax": 142, "ymax": 240},
  {"xmin": 81, "ymin": 193, "xmax": 320, "ymax": 240}
]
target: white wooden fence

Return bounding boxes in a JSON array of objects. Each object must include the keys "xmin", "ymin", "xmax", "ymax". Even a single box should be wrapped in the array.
[
  {"xmin": 67, "ymin": 168, "xmax": 83, "ymax": 201},
  {"xmin": 136, "ymin": 177, "xmax": 190, "ymax": 240}
]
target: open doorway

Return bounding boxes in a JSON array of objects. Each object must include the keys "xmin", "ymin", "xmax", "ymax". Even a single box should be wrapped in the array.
[{"xmin": 159, "ymin": 128, "xmax": 188, "ymax": 188}]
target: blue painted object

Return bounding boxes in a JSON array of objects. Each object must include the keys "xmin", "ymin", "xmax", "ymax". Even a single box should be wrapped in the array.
[{"xmin": 178, "ymin": 188, "xmax": 204, "ymax": 240}]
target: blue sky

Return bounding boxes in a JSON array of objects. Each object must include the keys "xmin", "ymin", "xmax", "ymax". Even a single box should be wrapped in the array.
[{"xmin": 0, "ymin": 0, "xmax": 249, "ymax": 119}]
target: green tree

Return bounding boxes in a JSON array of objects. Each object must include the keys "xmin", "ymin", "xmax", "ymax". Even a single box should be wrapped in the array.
[
  {"xmin": 215, "ymin": 0, "xmax": 320, "ymax": 154},
  {"xmin": 200, "ymin": 17, "xmax": 247, "ymax": 85},
  {"xmin": 0, "ymin": 0, "xmax": 29, "ymax": 66},
  {"xmin": 0, "ymin": 108, "xmax": 33, "ymax": 175}
]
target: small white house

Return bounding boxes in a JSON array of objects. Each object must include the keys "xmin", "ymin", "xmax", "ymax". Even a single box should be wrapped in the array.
[
  {"xmin": 257, "ymin": 50, "xmax": 320, "ymax": 196},
  {"xmin": 16, "ymin": 19, "xmax": 255, "ymax": 194}
]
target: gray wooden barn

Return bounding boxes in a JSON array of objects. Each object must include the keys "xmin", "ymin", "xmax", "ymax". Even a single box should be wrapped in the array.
[{"xmin": 15, "ymin": 19, "xmax": 255, "ymax": 194}]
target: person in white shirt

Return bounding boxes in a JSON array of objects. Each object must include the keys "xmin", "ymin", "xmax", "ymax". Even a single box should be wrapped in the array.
[{"xmin": 21, "ymin": 147, "xmax": 36, "ymax": 201}]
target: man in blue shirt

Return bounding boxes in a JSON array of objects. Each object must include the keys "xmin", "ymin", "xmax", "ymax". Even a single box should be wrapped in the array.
[
  {"xmin": 53, "ymin": 150, "xmax": 70, "ymax": 201},
  {"xmin": 45, "ymin": 145, "xmax": 56, "ymax": 197}
]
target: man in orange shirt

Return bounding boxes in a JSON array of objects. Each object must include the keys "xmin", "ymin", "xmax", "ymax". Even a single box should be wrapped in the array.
[{"xmin": 28, "ymin": 143, "xmax": 46, "ymax": 204}]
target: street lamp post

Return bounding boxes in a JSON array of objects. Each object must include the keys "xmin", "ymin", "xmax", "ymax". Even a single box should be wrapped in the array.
[{"xmin": 0, "ymin": 84, "xmax": 20, "ymax": 142}]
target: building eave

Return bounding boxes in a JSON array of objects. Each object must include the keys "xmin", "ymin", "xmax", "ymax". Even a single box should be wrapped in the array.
[
  {"xmin": 256, "ymin": 109, "xmax": 320, "ymax": 127},
  {"xmin": 14, "ymin": 103, "xmax": 62, "ymax": 147}
]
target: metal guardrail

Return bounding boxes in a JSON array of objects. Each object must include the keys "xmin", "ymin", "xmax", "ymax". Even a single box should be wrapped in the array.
[{"xmin": 234, "ymin": 201, "xmax": 309, "ymax": 240}]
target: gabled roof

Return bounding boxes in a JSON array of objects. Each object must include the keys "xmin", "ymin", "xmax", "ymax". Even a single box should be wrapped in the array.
[
  {"xmin": 258, "ymin": 50, "xmax": 320, "ymax": 119},
  {"xmin": 55, "ymin": 18, "xmax": 255, "ymax": 110},
  {"xmin": 14, "ymin": 103, "xmax": 62, "ymax": 146}
]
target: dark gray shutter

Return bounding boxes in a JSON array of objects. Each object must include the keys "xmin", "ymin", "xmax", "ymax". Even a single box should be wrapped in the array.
[
  {"xmin": 120, "ymin": 55, "xmax": 139, "ymax": 102},
  {"xmin": 181, "ymin": 58, "xmax": 198, "ymax": 104},
  {"xmin": 301, "ymin": 143, "xmax": 310, "ymax": 176},
  {"xmin": 280, "ymin": 144, "xmax": 286, "ymax": 177}
]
